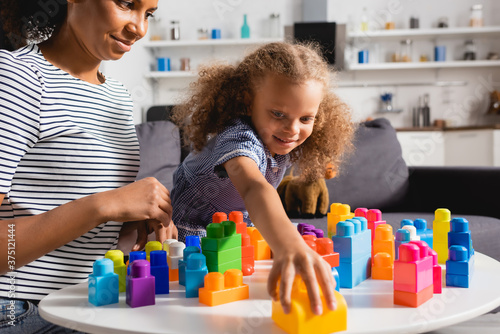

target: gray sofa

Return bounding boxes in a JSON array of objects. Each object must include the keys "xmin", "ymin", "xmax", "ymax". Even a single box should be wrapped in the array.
[{"xmin": 134, "ymin": 116, "xmax": 500, "ymax": 262}]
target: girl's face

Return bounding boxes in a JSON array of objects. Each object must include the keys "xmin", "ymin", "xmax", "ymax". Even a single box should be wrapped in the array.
[
  {"xmin": 249, "ymin": 75, "xmax": 324, "ymax": 156},
  {"xmin": 66, "ymin": 0, "xmax": 158, "ymax": 60}
]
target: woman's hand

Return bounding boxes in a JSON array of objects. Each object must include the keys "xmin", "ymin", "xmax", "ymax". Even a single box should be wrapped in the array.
[
  {"xmin": 267, "ymin": 243, "xmax": 336, "ymax": 315},
  {"xmin": 131, "ymin": 219, "xmax": 178, "ymax": 251}
]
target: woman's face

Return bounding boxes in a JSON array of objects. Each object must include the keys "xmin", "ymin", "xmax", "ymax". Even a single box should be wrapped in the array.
[{"xmin": 66, "ymin": 0, "xmax": 158, "ymax": 60}]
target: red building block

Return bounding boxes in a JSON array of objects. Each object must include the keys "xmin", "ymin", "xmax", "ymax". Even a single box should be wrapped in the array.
[
  {"xmin": 212, "ymin": 212, "xmax": 227, "ymax": 224},
  {"xmin": 394, "ymin": 284, "xmax": 434, "ymax": 308},
  {"xmin": 241, "ymin": 233, "xmax": 255, "ymax": 276},
  {"xmin": 229, "ymin": 211, "xmax": 247, "ymax": 235},
  {"xmin": 430, "ymin": 249, "xmax": 442, "ymax": 294}
]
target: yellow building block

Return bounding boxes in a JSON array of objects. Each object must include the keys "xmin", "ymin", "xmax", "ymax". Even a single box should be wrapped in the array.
[
  {"xmin": 145, "ymin": 241, "xmax": 162, "ymax": 261},
  {"xmin": 272, "ymin": 276, "xmax": 347, "ymax": 334},
  {"xmin": 433, "ymin": 208, "xmax": 451, "ymax": 264},
  {"xmin": 105, "ymin": 250, "xmax": 127, "ymax": 292},
  {"xmin": 327, "ymin": 203, "xmax": 354, "ymax": 238}
]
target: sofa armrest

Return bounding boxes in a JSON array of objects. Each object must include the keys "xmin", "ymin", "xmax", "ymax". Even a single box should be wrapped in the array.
[{"xmin": 401, "ymin": 166, "xmax": 500, "ymax": 219}]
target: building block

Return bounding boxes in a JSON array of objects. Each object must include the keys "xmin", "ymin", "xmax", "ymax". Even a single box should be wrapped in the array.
[
  {"xmin": 433, "ymin": 208, "xmax": 451, "ymax": 264},
  {"xmin": 241, "ymin": 233, "xmax": 255, "ymax": 276},
  {"xmin": 448, "ymin": 218, "xmax": 473, "ymax": 258},
  {"xmin": 202, "ymin": 221, "xmax": 242, "ymax": 252},
  {"xmin": 327, "ymin": 203, "xmax": 354, "ymax": 238},
  {"xmin": 185, "ymin": 253, "xmax": 209, "ymax": 298},
  {"xmin": 400, "ymin": 219, "xmax": 413, "ymax": 228},
  {"xmin": 247, "ymin": 227, "xmax": 271, "ymax": 260},
  {"xmin": 336, "ymin": 255, "xmax": 371, "ymax": 288},
  {"xmin": 394, "ymin": 243, "xmax": 433, "ymax": 293},
  {"xmin": 372, "ymin": 252, "xmax": 393, "ymax": 280},
  {"xmin": 185, "ymin": 235, "xmax": 201, "ymax": 251},
  {"xmin": 105, "ymin": 250, "xmax": 127, "ymax": 292},
  {"xmin": 207, "ymin": 258, "xmax": 242, "ymax": 273},
  {"xmin": 395, "ymin": 229, "xmax": 411, "ymax": 260},
  {"xmin": 446, "ymin": 245, "xmax": 474, "ymax": 288},
  {"xmin": 145, "ymin": 241, "xmax": 162, "ymax": 261},
  {"xmin": 331, "ymin": 267, "xmax": 340, "ymax": 292},
  {"xmin": 354, "ymin": 207, "xmax": 368, "ymax": 218},
  {"xmin": 402, "ymin": 225, "xmax": 420, "ymax": 241},
  {"xmin": 229, "ymin": 211, "xmax": 247, "ymax": 235},
  {"xmin": 366, "ymin": 209, "xmax": 386, "ymax": 242},
  {"xmin": 127, "ymin": 251, "xmax": 146, "ymax": 275},
  {"xmin": 88, "ymin": 258, "xmax": 119, "ymax": 307},
  {"xmin": 394, "ymin": 284, "xmax": 434, "ymax": 308},
  {"xmin": 179, "ymin": 246, "xmax": 200, "ymax": 286},
  {"xmin": 316, "ymin": 238, "xmax": 339, "ymax": 268},
  {"xmin": 126, "ymin": 259, "xmax": 155, "ymax": 308},
  {"xmin": 372, "ymin": 224, "xmax": 395, "ymax": 261},
  {"xmin": 414, "ymin": 219, "xmax": 433, "ymax": 248},
  {"xmin": 271, "ymin": 276, "xmax": 347, "ymax": 334},
  {"xmin": 150, "ymin": 250, "xmax": 169, "ymax": 294},
  {"xmin": 199, "ymin": 269, "xmax": 249, "ymax": 306},
  {"xmin": 430, "ymin": 249, "xmax": 442, "ymax": 294},
  {"xmin": 212, "ymin": 212, "xmax": 227, "ymax": 223},
  {"xmin": 162, "ymin": 239, "xmax": 178, "ymax": 254},
  {"xmin": 167, "ymin": 241, "xmax": 185, "ymax": 281}
]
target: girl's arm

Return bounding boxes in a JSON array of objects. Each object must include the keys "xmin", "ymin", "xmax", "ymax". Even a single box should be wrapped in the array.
[
  {"xmin": 0, "ymin": 177, "xmax": 172, "ymax": 275},
  {"xmin": 224, "ymin": 156, "xmax": 336, "ymax": 315}
]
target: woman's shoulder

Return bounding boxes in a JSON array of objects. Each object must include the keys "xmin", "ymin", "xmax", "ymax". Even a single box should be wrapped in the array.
[{"xmin": 0, "ymin": 45, "xmax": 44, "ymax": 82}]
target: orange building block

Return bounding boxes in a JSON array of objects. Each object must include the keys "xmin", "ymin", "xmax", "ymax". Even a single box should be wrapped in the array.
[
  {"xmin": 304, "ymin": 237, "xmax": 339, "ymax": 268},
  {"xmin": 372, "ymin": 224, "xmax": 395, "ymax": 261},
  {"xmin": 272, "ymin": 276, "xmax": 347, "ymax": 334},
  {"xmin": 169, "ymin": 268, "xmax": 179, "ymax": 282},
  {"xmin": 229, "ymin": 211, "xmax": 247, "ymax": 235},
  {"xmin": 212, "ymin": 212, "xmax": 227, "ymax": 224},
  {"xmin": 247, "ymin": 227, "xmax": 271, "ymax": 260},
  {"xmin": 199, "ymin": 269, "xmax": 249, "ymax": 306},
  {"xmin": 394, "ymin": 284, "xmax": 434, "ymax": 307},
  {"xmin": 372, "ymin": 252, "xmax": 393, "ymax": 280}
]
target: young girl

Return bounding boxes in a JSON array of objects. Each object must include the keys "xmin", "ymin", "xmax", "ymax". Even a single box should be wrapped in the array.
[
  {"xmin": 0, "ymin": 1, "xmax": 174, "ymax": 332},
  {"xmin": 171, "ymin": 42, "xmax": 354, "ymax": 315}
]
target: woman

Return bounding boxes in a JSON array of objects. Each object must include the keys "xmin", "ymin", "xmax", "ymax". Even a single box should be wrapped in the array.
[{"xmin": 0, "ymin": 1, "xmax": 174, "ymax": 332}]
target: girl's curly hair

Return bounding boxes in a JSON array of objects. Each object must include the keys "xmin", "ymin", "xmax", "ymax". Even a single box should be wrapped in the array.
[
  {"xmin": 171, "ymin": 42, "xmax": 355, "ymax": 181},
  {"xmin": 0, "ymin": 0, "xmax": 67, "ymax": 50}
]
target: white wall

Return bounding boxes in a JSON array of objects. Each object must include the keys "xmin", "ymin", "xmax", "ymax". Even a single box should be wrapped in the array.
[{"xmin": 103, "ymin": 0, "xmax": 500, "ymax": 127}]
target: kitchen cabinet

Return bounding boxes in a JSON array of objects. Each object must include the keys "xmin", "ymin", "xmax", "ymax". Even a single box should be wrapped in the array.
[{"xmin": 396, "ymin": 131, "xmax": 445, "ymax": 166}]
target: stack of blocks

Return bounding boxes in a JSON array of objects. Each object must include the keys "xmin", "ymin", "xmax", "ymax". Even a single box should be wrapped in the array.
[
  {"xmin": 199, "ymin": 269, "xmax": 249, "ymax": 306},
  {"xmin": 272, "ymin": 276, "xmax": 347, "ymax": 334},
  {"xmin": 327, "ymin": 203, "xmax": 354, "ymax": 238},
  {"xmin": 179, "ymin": 246, "xmax": 201, "ymax": 286},
  {"xmin": 371, "ymin": 224, "xmax": 395, "ymax": 280},
  {"xmin": 355, "ymin": 208, "xmax": 387, "ymax": 243},
  {"xmin": 332, "ymin": 218, "xmax": 371, "ymax": 288},
  {"xmin": 202, "ymin": 220, "xmax": 242, "ymax": 273},
  {"xmin": 167, "ymin": 241, "xmax": 186, "ymax": 281},
  {"xmin": 229, "ymin": 211, "xmax": 255, "ymax": 276},
  {"xmin": 446, "ymin": 218, "xmax": 474, "ymax": 288},
  {"xmin": 393, "ymin": 241, "xmax": 434, "ymax": 307}
]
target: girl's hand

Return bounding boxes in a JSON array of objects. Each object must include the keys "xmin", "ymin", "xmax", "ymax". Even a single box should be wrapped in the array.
[{"xmin": 267, "ymin": 243, "xmax": 337, "ymax": 315}]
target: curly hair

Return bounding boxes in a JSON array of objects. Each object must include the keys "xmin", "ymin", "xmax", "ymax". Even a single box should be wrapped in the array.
[
  {"xmin": 0, "ymin": 0, "xmax": 67, "ymax": 50},
  {"xmin": 171, "ymin": 42, "xmax": 355, "ymax": 181}
]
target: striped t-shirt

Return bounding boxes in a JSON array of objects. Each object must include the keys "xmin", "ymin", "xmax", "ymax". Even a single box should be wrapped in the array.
[
  {"xmin": 0, "ymin": 45, "xmax": 140, "ymax": 300},
  {"xmin": 171, "ymin": 118, "xmax": 290, "ymax": 242}
]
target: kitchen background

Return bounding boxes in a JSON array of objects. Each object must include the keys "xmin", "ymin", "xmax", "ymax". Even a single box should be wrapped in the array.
[{"xmin": 102, "ymin": 0, "xmax": 500, "ymax": 166}]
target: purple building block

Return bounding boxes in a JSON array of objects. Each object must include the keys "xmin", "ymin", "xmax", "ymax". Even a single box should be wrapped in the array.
[
  {"xmin": 127, "ymin": 251, "xmax": 146, "ymax": 275},
  {"xmin": 126, "ymin": 260, "xmax": 155, "ymax": 308}
]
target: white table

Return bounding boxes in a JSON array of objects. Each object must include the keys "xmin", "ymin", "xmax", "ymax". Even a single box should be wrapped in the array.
[{"xmin": 39, "ymin": 253, "xmax": 500, "ymax": 334}]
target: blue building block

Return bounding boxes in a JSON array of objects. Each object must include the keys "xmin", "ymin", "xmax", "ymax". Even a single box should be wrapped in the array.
[
  {"xmin": 332, "ymin": 220, "xmax": 372, "ymax": 288},
  {"xmin": 127, "ymin": 251, "xmax": 146, "ymax": 275},
  {"xmin": 448, "ymin": 218, "xmax": 473, "ymax": 258},
  {"xmin": 446, "ymin": 245, "xmax": 474, "ymax": 288},
  {"xmin": 395, "ymin": 229, "xmax": 411, "ymax": 260},
  {"xmin": 185, "ymin": 253, "xmax": 208, "ymax": 298},
  {"xmin": 400, "ymin": 219, "xmax": 413, "ymax": 228},
  {"xmin": 88, "ymin": 258, "xmax": 119, "ymax": 306},
  {"xmin": 331, "ymin": 267, "xmax": 340, "ymax": 292},
  {"xmin": 186, "ymin": 235, "xmax": 201, "ymax": 251},
  {"xmin": 179, "ymin": 246, "xmax": 201, "ymax": 286},
  {"xmin": 150, "ymin": 250, "xmax": 169, "ymax": 294},
  {"xmin": 414, "ymin": 219, "xmax": 433, "ymax": 249}
]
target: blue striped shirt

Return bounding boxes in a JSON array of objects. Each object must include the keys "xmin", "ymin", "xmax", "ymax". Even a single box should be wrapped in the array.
[
  {"xmin": 171, "ymin": 118, "xmax": 290, "ymax": 242},
  {"xmin": 0, "ymin": 45, "xmax": 140, "ymax": 300}
]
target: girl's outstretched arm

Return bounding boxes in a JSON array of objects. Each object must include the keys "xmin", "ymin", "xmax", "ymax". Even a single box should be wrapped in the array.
[{"xmin": 224, "ymin": 156, "xmax": 336, "ymax": 315}]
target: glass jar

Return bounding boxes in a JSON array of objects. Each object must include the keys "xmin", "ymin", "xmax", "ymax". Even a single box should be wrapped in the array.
[
  {"xmin": 269, "ymin": 13, "xmax": 281, "ymax": 38},
  {"xmin": 170, "ymin": 20, "xmax": 180, "ymax": 40},
  {"xmin": 149, "ymin": 17, "xmax": 163, "ymax": 41},
  {"xmin": 197, "ymin": 28, "xmax": 209, "ymax": 40},
  {"xmin": 399, "ymin": 39, "xmax": 413, "ymax": 62},
  {"xmin": 437, "ymin": 17, "xmax": 449, "ymax": 28},
  {"xmin": 463, "ymin": 40, "xmax": 476, "ymax": 60},
  {"xmin": 470, "ymin": 4, "xmax": 483, "ymax": 27}
]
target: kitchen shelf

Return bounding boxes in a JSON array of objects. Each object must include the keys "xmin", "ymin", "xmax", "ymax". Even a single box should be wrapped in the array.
[
  {"xmin": 347, "ymin": 26, "xmax": 500, "ymax": 41},
  {"xmin": 347, "ymin": 60, "xmax": 500, "ymax": 71},
  {"xmin": 145, "ymin": 71, "xmax": 197, "ymax": 79},
  {"xmin": 143, "ymin": 38, "xmax": 283, "ymax": 49}
]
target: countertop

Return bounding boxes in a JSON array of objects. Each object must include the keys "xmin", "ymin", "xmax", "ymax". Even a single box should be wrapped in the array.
[{"xmin": 396, "ymin": 124, "xmax": 500, "ymax": 131}]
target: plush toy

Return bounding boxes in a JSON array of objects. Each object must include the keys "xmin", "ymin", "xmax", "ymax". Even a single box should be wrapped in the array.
[{"xmin": 277, "ymin": 164, "xmax": 336, "ymax": 218}]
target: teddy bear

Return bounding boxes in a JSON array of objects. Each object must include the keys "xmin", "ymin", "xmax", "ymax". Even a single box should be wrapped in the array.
[{"xmin": 277, "ymin": 164, "xmax": 336, "ymax": 218}]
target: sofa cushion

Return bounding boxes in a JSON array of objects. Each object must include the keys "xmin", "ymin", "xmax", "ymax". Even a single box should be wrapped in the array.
[
  {"xmin": 135, "ymin": 121, "xmax": 181, "ymax": 190},
  {"xmin": 326, "ymin": 118, "xmax": 409, "ymax": 211}
]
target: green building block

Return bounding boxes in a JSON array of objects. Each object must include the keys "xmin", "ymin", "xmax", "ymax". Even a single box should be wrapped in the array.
[
  {"xmin": 203, "ymin": 247, "xmax": 242, "ymax": 265},
  {"xmin": 207, "ymin": 258, "xmax": 242, "ymax": 273},
  {"xmin": 201, "ymin": 221, "xmax": 241, "ymax": 252}
]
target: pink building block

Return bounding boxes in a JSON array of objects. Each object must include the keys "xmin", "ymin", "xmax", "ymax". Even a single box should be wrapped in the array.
[
  {"xmin": 430, "ymin": 249, "xmax": 442, "ymax": 294},
  {"xmin": 394, "ymin": 243, "xmax": 433, "ymax": 293},
  {"xmin": 366, "ymin": 209, "xmax": 386, "ymax": 242}
]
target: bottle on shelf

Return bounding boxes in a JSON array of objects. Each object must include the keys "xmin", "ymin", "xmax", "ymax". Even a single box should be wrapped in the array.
[
  {"xmin": 463, "ymin": 40, "xmax": 477, "ymax": 60},
  {"xmin": 385, "ymin": 13, "xmax": 395, "ymax": 30},
  {"xmin": 399, "ymin": 39, "xmax": 413, "ymax": 62},
  {"xmin": 361, "ymin": 7, "xmax": 369, "ymax": 32},
  {"xmin": 171, "ymin": 20, "xmax": 180, "ymax": 40},
  {"xmin": 422, "ymin": 94, "xmax": 431, "ymax": 127},
  {"xmin": 470, "ymin": 4, "xmax": 484, "ymax": 27},
  {"xmin": 269, "ymin": 13, "xmax": 281, "ymax": 38},
  {"xmin": 241, "ymin": 14, "xmax": 250, "ymax": 39},
  {"xmin": 410, "ymin": 16, "xmax": 419, "ymax": 29}
]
